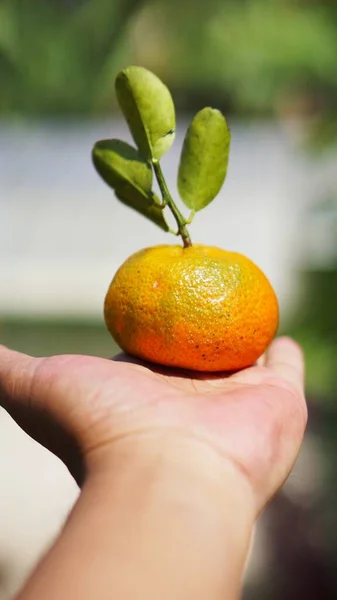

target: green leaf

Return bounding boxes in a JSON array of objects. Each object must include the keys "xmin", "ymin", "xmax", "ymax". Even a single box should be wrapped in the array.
[
  {"xmin": 92, "ymin": 138, "xmax": 153, "ymax": 193},
  {"xmin": 92, "ymin": 139, "xmax": 169, "ymax": 231},
  {"xmin": 177, "ymin": 107, "xmax": 231, "ymax": 212},
  {"xmin": 115, "ymin": 184, "xmax": 169, "ymax": 232},
  {"xmin": 115, "ymin": 66, "xmax": 176, "ymax": 160}
]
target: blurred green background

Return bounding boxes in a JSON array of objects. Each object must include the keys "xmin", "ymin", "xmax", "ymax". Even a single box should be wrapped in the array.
[
  {"xmin": 0, "ymin": 0, "xmax": 337, "ymax": 598},
  {"xmin": 1, "ymin": 0, "xmax": 336, "ymax": 131}
]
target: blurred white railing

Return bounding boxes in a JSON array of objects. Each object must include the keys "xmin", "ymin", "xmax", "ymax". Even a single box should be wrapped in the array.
[{"xmin": 1, "ymin": 119, "xmax": 335, "ymax": 318}]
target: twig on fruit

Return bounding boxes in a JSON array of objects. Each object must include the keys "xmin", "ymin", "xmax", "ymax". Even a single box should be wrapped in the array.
[{"xmin": 152, "ymin": 160, "xmax": 192, "ymax": 248}]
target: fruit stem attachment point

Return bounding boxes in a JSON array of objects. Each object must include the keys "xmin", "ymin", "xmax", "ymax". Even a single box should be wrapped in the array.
[{"xmin": 152, "ymin": 160, "xmax": 192, "ymax": 248}]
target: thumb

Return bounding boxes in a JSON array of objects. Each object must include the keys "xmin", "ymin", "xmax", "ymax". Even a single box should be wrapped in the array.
[
  {"xmin": 0, "ymin": 345, "xmax": 99, "ymax": 484},
  {"xmin": 0, "ymin": 345, "xmax": 48, "ymax": 417},
  {"xmin": 0, "ymin": 345, "xmax": 69, "ymax": 426}
]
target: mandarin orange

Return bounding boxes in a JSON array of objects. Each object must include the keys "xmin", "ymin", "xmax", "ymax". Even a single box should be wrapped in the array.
[{"xmin": 104, "ymin": 244, "xmax": 279, "ymax": 372}]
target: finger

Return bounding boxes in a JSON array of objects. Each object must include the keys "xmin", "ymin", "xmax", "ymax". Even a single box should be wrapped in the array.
[
  {"xmin": 0, "ymin": 345, "xmax": 38, "ymax": 405},
  {"xmin": 256, "ymin": 353, "xmax": 267, "ymax": 367},
  {"xmin": 265, "ymin": 337, "xmax": 305, "ymax": 395},
  {"xmin": 0, "ymin": 344, "xmax": 91, "ymax": 433},
  {"xmin": 0, "ymin": 344, "xmax": 145, "ymax": 451}
]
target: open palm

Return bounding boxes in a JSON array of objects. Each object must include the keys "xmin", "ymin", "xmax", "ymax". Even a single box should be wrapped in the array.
[{"xmin": 0, "ymin": 337, "xmax": 306, "ymax": 510}]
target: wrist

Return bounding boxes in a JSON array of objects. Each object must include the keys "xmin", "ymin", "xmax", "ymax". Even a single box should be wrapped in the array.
[
  {"xmin": 83, "ymin": 433, "xmax": 255, "ymax": 598},
  {"xmin": 86, "ymin": 430, "xmax": 255, "ymax": 513},
  {"xmin": 18, "ymin": 433, "xmax": 255, "ymax": 600}
]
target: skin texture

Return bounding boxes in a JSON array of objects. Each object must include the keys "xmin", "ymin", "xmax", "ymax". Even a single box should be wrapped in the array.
[
  {"xmin": 0, "ymin": 337, "xmax": 307, "ymax": 599},
  {"xmin": 104, "ymin": 244, "xmax": 279, "ymax": 371}
]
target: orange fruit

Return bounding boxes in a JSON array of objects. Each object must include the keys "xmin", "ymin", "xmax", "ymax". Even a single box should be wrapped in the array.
[{"xmin": 104, "ymin": 244, "xmax": 279, "ymax": 372}]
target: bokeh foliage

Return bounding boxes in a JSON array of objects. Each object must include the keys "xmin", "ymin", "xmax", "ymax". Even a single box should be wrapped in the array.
[{"xmin": 0, "ymin": 0, "xmax": 336, "ymax": 139}]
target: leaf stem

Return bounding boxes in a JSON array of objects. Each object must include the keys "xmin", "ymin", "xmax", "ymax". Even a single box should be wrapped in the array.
[
  {"xmin": 152, "ymin": 160, "xmax": 192, "ymax": 248},
  {"xmin": 186, "ymin": 210, "xmax": 196, "ymax": 224}
]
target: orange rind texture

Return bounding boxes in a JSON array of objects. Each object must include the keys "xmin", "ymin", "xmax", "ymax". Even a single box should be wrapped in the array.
[{"xmin": 104, "ymin": 245, "xmax": 279, "ymax": 372}]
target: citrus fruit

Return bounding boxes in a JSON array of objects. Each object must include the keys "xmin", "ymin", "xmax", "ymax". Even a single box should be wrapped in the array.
[
  {"xmin": 93, "ymin": 66, "xmax": 280, "ymax": 372},
  {"xmin": 104, "ymin": 244, "xmax": 279, "ymax": 372}
]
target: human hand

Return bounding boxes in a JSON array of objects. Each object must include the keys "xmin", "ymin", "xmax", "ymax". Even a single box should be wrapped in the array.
[
  {"xmin": 0, "ymin": 336, "xmax": 306, "ymax": 510},
  {"xmin": 0, "ymin": 337, "xmax": 307, "ymax": 600}
]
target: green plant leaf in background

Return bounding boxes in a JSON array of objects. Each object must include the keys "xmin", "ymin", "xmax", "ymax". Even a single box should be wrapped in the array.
[
  {"xmin": 92, "ymin": 139, "xmax": 169, "ymax": 231},
  {"xmin": 115, "ymin": 65, "xmax": 176, "ymax": 161},
  {"xmin": 177, "ymin": 107, "xmax": 231, "ymax": 212}
]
